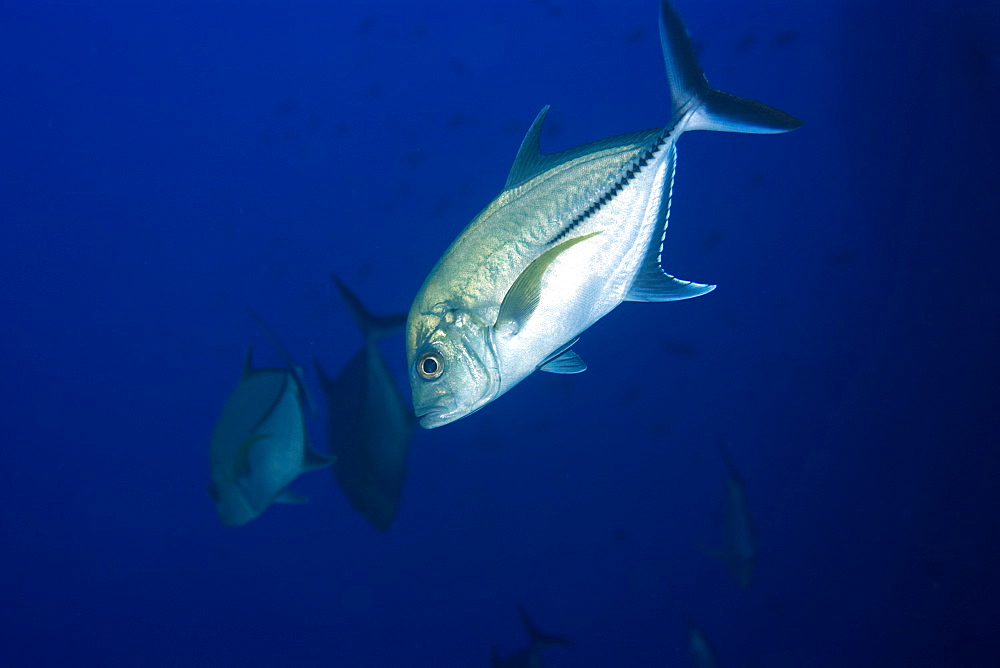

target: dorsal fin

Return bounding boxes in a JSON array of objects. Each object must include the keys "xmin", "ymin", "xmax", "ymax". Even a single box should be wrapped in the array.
[
  {"xmin": 504, "ymin": 106, "xmax": 554, "ymax": 190},
  {"xmin": 504, "ymin": 106, "xmax": 666, "ymax": 192},
  {"xmin": 246, "ymin": 307, "xmax": 317, "ymax": 415}
]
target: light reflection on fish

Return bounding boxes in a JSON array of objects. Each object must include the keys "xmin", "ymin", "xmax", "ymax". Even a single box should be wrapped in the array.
[{"xmin": 406, "ymin": 0, "xmax": 801, "ymax": 428}]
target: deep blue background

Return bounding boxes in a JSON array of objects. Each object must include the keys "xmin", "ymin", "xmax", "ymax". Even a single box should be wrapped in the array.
[{"xmin": 2, "ymin": 1, "xmax": 998, "ymax": 666}]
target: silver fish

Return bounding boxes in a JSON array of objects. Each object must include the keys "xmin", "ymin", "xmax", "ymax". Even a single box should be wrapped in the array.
[
  {"xmin": 406, "ymin": 0, "xmax": 801, "ymax": 428},
  {"xmin": 705, "ymin": 442, "xmax": 757, "ymax": 588},
  {"xmin": 315, "ymin": 275, "xmax": 413, "ymax": 531},
  {"xmin": 208, "ymin": 315, "xmax": 333, "ymax": 527}
]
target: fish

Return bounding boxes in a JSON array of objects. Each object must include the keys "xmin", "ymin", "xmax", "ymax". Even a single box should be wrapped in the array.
[
  {"xmin": 315, "ymin": 275, "xmax": 413, "ymax": 531},
  {"xmin": 704, "ymin": 442, "xmax": 758, "ymax": 588},
  {"xmin": 684, "ymin": 613, "xmax": 720, "ymax": 668},
  {"xmin": 491, "ymin": 605, "xmax": 570, "ymax": 668},
  {"xmin": 406, "ymin": 0, "xmax": 801, "ymax": 428},
  {"xmin": 208, "ymin": 313, "xmax": 333, "ymax": 527}
]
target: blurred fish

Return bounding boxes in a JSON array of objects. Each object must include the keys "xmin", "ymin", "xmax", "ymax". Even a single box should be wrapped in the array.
[
  {"xmin": 491, "ymin": 605, "xmax": 570, "ymax": 668},
  {"xmin": 406, "ymin": 0, "xmax": 801, "ymax": 428},
  {"xmin": 684, "ymin": 613, "xmax": 720, "ymax": 668},
  {"xmin": 704, "ymin": 442, "xmax": 758, "ymax": 588},
  {"xmin": 208, "ymin": 314, "xmax": 333, "ymax": 527},
  {"xmin": 315, "ymin": 275, "xmax": 413, "ymax": 531}
]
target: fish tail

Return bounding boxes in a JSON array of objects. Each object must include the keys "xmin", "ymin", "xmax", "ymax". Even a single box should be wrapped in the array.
[
  {"xmin": 517, "ymin": 605, "xmax": 571, "ymax": 648},
  {"xmin": 330, "ymin": 273, "xmax": 407, "ymax": 343},
  {"xmin": 660, "ymin": 0, "xmax": 801, "ymax": 134},
  {"xmin": 717, "ymin": 440, "xmax": 740, "ymax": 479}
]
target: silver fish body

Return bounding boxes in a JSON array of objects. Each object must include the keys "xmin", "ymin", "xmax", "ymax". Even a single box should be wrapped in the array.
[
  {"xmin": 209, "ymin": 344, "xmax": 332, "ymax": 527},
  {"xmin": 407, "ymin": 0, "xmax": 801, "ymax": 428}
]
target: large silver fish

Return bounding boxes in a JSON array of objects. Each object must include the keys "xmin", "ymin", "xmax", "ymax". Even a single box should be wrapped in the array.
[
  {"xmin": 406, "ymin": 0, "xmax": 801, "ymax": 428},
  {"xmin": 208, "ymin": 316, "xmax": 333, "ymax": 527},
  {"xmin": 315, "ymin": 275, "xmax": 413, "ymax": 531}
]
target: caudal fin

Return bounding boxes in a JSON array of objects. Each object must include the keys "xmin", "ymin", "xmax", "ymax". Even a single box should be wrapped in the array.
[
  {"xmin": 517, "ymin": 605, "xmax": 571, "ymax": 648},
  {"xmin": 717, "ymin": 440, "xmax": 743, "ymax": 483},
  {"xmin": 660, "ymin": 0, "xmax": 802, "ymax": 134},
  {"xmin": 330, "ymin": 273, "xmax": 407, "ymax": 343}
]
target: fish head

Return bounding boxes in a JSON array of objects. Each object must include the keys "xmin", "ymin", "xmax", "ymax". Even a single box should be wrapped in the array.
[{"xmin": 407, "ymin": 305, "xmax": 500, "ymax": 428}]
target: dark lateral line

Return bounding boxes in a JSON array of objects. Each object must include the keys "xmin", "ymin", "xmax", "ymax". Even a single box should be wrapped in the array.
[{"xmin": 547, "ymin": 130, "xmax": 671, "ymax": 246}]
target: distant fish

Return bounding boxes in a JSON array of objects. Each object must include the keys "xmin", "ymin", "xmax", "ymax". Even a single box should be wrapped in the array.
[
  {"xmin": 491, "ymin": 605, "xmax": 570, "ymax": 668},
  {"xmin": 406, "ymin": 0, "xmax": 801, "ymax": 428},
  {"xmin": 704, "ymin": 442, "xmax": 758, "ymax": 588},
  {"xmin": 208, "ymin": 314, "xmax": 333, "ymax": 527},
  {"xmin": 315, "ymin": 275, "xmax": 413, "ymax": 531},
  {"xmin": 684, "ymin": 613, "xmax": 720, "ymax": 668}
]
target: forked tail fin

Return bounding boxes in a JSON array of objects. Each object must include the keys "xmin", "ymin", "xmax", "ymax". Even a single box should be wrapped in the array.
[
  {"xmin": 330, "ymin": 273, "xmax": 407, "ymax": 344},
  {"xmin": 660, "ymin": 0, "xmax": 802, "ymax": 134},
  {"xmin": 517, "ymin": 605, "xmax": 571, "ymax": 648}
]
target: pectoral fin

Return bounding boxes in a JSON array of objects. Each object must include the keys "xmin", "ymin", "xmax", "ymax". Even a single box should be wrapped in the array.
[
  {"xmin": 495, "ymin": 232, "xmax": 600, "ymax": 334},
  {"xmin": 234, "ymin": 433, "xmax": 272, "ymax": 479},
  {"xmin": 274, "ymin": 488, "xmax": 307, "ymax": 504},
  {"xmin": 302, "ymin": 446, "xmax": 335, "ymax": 471},
  {"xmin": 539, "ymin": 348, "xmax": 587, "ymax": 374}
]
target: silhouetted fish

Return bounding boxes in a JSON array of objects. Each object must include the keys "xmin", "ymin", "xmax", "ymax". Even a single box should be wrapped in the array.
[
  {"xmin": 684, "ymin": 613, "xmax": 720, "ymax": 668},
  {"xmin": 208, "ymin": 314, "xmax": 333, "ymax": 527},
  {"xmin": 491, "ymin": 605, "xmax": 570, "ymax": 668},
  {"xmin": 704, "ymin": 442, "xmax": 758, "ymax": 588},
  {"xmin": 315, "ymin": 275, "xmax": 413, "ymax": 531}
]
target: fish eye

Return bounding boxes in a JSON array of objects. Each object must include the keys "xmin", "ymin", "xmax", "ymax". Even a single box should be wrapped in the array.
[{"xmin": 416, "ymin": 350, "xmax": 444, "ymax": 380}]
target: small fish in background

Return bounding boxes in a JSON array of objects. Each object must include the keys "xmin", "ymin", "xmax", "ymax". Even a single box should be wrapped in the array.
[
  {"xmin": 703, "ymin": 442, "xmax": 758, "ymax": 588},
  {"xmin": 684, "ymin": 613, "xmax": 720, "ymax": 668},
  {"xmin": 208, "ymin": 312, "xmax": 334, "ymax": 527},
  {"xmin": 406, "ymin": 0, "xmax": 801, "ymax": 429},
  {"xmin": 491, "ymin": 605, "xmax": 570, "ymax": 668},
  {"xmin": 315, "ymin": 275, "xmax": 414, "ymax": 532}
]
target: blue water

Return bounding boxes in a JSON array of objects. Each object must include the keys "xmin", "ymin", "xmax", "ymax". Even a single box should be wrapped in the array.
[{"xmin": 2, "ymin": 1, "xmax": 998, "ymax": 665}]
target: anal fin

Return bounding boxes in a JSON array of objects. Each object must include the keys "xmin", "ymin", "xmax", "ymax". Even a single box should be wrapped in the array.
[
  {"xmin": 625, "ymin": 268, "xmax": 715, "ymax": 302},
  {"xmin": 537, "ymin": 337, "xmax": 587, "ymax": 374},
  {"xmin": 539, "ymin": 349, "xmax": 587, "ymax": 374},
  {"xmin": 274, "ymin": 488, "xmax": 307, "ymax": 504}
]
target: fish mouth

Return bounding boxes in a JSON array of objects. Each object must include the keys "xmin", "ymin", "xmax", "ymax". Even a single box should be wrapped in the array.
[
  {"xmin": 416, "ymin": 392, "xmax": 495, "ymax": 429},
  {"xmin": 416, "ymin": 405, "xmax": 458, "ymax": 429}
]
